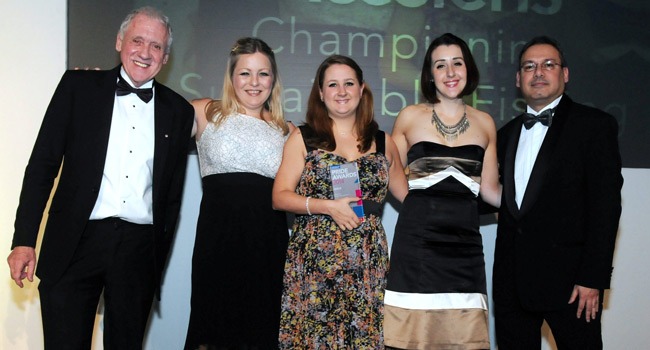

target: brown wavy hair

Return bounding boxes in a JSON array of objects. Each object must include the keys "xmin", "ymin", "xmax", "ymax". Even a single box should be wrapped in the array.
[{"xmin": 304, "ymin": 55, "xmax": 378, "ymax": 152}]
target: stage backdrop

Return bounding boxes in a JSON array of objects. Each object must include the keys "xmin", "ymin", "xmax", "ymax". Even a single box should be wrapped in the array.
[
  {"xmin": 68, "ymin": 0, "xmax": 650, "ymax": 167},
  {"xmin": 1, "ymin": 1, "xmax": 647, "ymax": 350}
]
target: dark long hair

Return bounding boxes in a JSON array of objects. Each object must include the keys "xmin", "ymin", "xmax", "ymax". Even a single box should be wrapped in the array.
[
  {"xmin": 420, "ymin": 33, "xmax": 479, "ymax": 104},
  {"xmin": 304, "ymin": 55, "xmax": 378, "ymax": 153}
]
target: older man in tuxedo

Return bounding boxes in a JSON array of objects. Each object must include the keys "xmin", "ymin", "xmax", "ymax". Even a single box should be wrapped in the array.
[
  {"xmin": 7, "ymin": 6, "xmax": 193, "ymax": 349},
  {"xmin": 493, "ymin": 36, "xmax": 623, "ymax": 349}
]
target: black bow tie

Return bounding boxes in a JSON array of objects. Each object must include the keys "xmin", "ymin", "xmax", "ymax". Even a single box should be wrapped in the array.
[
  {"xmin": 116, "ymin": 76, "xmax": 153, "ymax": 103},
  {"xmin": 523, "ymin": 108, "xmax": 554, "ymax": 129}
]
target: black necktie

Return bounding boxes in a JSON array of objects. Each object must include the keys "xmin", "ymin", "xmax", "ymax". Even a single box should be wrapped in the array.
[
  {"xmin": 523, "ymin": 108, "xmax": 554, "ymax": 129},
  {"xmin": 116, "ymin": 76, "xmax": 153, "ymax": 103}
]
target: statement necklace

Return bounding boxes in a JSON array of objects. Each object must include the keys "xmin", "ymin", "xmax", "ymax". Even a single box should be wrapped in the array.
[{"xmin": 431, "ymin": 103, "xmax": 469, "ymax": 141}]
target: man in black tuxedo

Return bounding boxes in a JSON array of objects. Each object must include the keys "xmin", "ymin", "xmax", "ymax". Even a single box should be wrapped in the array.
[
  {"xmin": 6, "ymin": 6, "xmax": 193, "ymax": 349},
  {"xmin": 493, "ymin": 36, "xmax": 623, "ymax": 349}
]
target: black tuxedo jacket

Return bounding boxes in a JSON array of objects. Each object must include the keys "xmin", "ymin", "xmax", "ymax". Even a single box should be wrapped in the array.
[
  {"xmin": 493, "ymin": 95, "xmax": 623, "ymax": 311},
  {"xmin": 11, "ymin": 66, "xmax": 193, "ymax": 292}
]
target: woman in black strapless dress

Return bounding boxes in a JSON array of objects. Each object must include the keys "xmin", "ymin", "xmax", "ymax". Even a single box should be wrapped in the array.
[{"xmin": 384, "ymin": 33, "xmax": 502, "ymax": 350}]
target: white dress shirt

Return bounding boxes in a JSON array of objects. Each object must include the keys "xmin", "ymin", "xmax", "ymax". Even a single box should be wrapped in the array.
[
  {"xmin": 514, "ymin": 95, "xmax": 562, "ymax": 208},
  {"xmin": 89, "ymin": 68, "xmax": 155, "ymax": 224}
]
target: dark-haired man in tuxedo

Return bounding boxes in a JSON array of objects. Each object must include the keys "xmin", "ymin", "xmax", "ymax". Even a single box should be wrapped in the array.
[
  {"xmin": 493, "ymin": 36, "xmax": 623, "ymax": 349},
  {"xmin": 7, "ymin": 6, "xmax": 193, "ymax": 349}
]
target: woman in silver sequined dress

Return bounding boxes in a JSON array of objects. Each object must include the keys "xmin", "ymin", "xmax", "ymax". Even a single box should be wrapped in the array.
[{"xmin": 184, "ymin": 37, "xmax": 293, "ymax": 350}]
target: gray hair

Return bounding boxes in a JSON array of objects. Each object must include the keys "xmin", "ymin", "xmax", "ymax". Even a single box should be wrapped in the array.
[{"xmin": 118, "ymin": 6, "xmax": 173, "ymax": 54}]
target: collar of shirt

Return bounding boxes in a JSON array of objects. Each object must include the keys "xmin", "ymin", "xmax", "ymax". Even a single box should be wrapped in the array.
[
  {"xmin": 526, "ymin": 95, "xmax": 563, "ymax": 116},
  {"xmin": 119, "ymin": 67, "xmax": 154, "ymax": 89},
  {"xmin": 514, "ymin": 95, "xmax": 563, "ymax": 207}
]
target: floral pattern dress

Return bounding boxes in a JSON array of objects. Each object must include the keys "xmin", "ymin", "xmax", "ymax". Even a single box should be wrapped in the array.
[{"xmin": 279, "ymin": 129, "xmax": 390, "ymax": 349}]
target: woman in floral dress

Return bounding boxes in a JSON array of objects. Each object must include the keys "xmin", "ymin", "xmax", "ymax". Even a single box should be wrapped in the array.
[{"xmin": 272, "ymin": 55, "xmax": 408, "ymax": 349}]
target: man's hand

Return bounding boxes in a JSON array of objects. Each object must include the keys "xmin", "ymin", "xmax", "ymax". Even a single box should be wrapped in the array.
[
  {"xmin": 7, "ymin": 246, "xmax": 36, "ymax": 288},
  {"xmin": 568, "ymin": 284, "xmax": 600, "ymax": 322}
]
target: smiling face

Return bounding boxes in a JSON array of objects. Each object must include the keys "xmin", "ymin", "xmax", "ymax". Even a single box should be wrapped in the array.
[
  {"xmin": 232, "ymin": 52, "xmax": 274, "ymax": 116},
  {"xmin": 430, "ymin": 44, "xmax": 467, "ymax": 101},
  {"xmin": 319, "ymin": 63, "xmax": 364, "ymax": 120},
  {"xmin": 516, "ymin": 43, "xmax": 569, "ymax": 111},
  {"xmin": 115, "ymin": 13, "xmax": 169, "ymax": 87}
]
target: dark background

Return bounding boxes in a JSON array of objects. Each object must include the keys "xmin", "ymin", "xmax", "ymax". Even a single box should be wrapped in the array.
[{"xmin": 69, "ymin": 0, "xmax": 650, "ymax": 167}]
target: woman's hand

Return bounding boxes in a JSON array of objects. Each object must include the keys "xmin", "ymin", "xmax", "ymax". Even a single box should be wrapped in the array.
[{"xmin": 324, "ymin": 196, "xmax": 362, "ymax": 230}]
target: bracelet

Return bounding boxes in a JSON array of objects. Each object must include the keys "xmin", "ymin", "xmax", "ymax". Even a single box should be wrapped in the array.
[{"xmin": 305, "ymin": 196, "xmax": 312, "ymax": 215}]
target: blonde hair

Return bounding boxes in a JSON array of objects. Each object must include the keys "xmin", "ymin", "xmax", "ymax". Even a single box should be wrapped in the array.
[{"xmin": 206, "ymin": 37, "xmax": 288, "ymax": 135}]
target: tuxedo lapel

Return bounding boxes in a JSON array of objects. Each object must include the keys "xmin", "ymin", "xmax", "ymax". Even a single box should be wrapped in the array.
[
  {"xmin": 152, "ymin": 81, "xmax": 173, "ymax": 204},
  {"xmin": 503, "ymin": 120, "xmax": 522, "ymax": 218},
  {"xmin": 90, "ymin": 67, "xmax": 121, "ymax": 177},
  {"xmin": 519, "ymin": 96, "xmax": 571, "ymax": 215}
]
